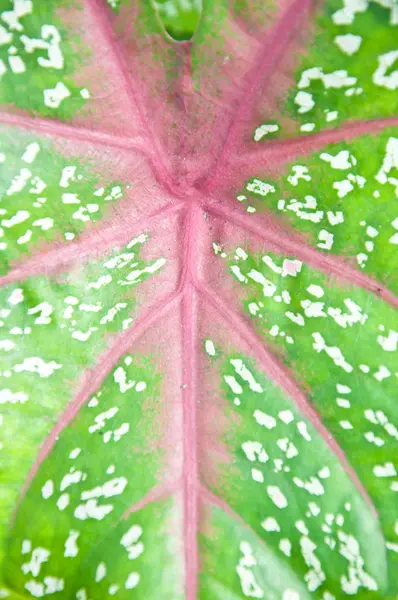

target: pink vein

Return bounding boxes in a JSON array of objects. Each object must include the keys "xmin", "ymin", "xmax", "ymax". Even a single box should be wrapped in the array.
[
  {"xmin": 181, "ymin": 204, "xmax": 200, "ymax": 600},
  {"xmin": 0, "ymin": 201, "xmax": 184, "ymax": 287},
  {"xmin": 87, "ymin": 0, "xmax": 173, "ymax": 189},
  {"xmin": 16, "ymin": 288, "xmax": 182, "ymax": 508},
  {"xmin": 203, "ymin": 202, "xmax": 398, "ymax": 308},
  {"xmin": 196, "ymin": 279, "xmax": 378, "ymax": 517},
  {"xmin": 230, "ymin": 116, "xmax": 398, "ymax": 171},
  {"xmin": 123, "ymin": 478, "xmax": 181, "ymax": 518},
  {"xmin": 0, "ymin": 111, "xmax": 148, "ymax": 155},
  {"xmin": 206, "ymin": 0, "xmax": 313, "ymax": 187}
]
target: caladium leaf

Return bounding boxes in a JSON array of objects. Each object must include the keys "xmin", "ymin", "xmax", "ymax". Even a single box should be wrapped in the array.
[{"xmin": 0, "ymin": 0, "xmax": 397, "ymax": 599}]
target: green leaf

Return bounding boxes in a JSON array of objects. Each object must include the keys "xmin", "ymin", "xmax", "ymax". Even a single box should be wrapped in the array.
[{"xmin": 0, "ymin": 0, "xmax": 397, "ymax": 598}]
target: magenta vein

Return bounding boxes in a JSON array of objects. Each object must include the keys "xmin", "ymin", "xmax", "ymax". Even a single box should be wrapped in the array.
[
  {"xmin": 0, "ymin": 111, "xmax": 148, "ymax": 155},
  {"xmin": 203, "ymin": 202, "xmax": 398, "ymax": 308},
  {"xmin": 181, "ymin": 204, "xmax": 200, "ymax": 600},
  {"xmin": 123, "ymin": 478, "xmax": 181, "ymax": 518},
  {"xmin": 206, "ymin": 0, "xmax": 313, "ymax": 187},
  {"xmin": 14, "ymin": 289, "xmax": 182, "ymax": 513},
  {"xmin": 0, "ymin": 201, "xmax": 184, "ymax": 287},
  {"xmin": 231, "ymin": 116, "xmax": 398, "ymax": 171},
  {"xmin": 87, "ymin": 0, "xmax": 173, "ymax": 189},
  {"xmin": 196, "ymin": 279, "xmax": 378, "ymax": 517}
]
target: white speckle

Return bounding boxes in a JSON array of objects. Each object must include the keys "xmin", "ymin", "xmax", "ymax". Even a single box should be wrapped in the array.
[
  {"xmin": 14, "ymin": 357, "xmax": 61, "ymax": 378},
  {"xmin": 254, "ymin": 123, "xmax": 279, "ymax": 141},
  {"xmin": 377, "ymin": 329, "xmax": 398, "ymax": 352},
  {"xmin": 283, "ymin": 590, "xmax": 300, "ymax": 600},
  {"xmin": 312, "ymin": 332, "xmax": 353, "ymax": 373},
  {"xmin": 230, "ymin": 359, "xmax": 263, "ymax": 393},
  {"xmin": 337, "ymin": 398, "xmax": 351, "ymax": 408},
  {"xmin": 246, "ymin": 178, "xmax": 275, "ymax": 197},
  {"xmin": 374, "ymin": 365, "xmax": 391, "ymax": 381},
  {"xmin": 69, "ymin": 448, "xmax": 81, "ymax": 460},
  {"xmin": 56, "ymin": 493, "xmax": 70, "ymax": 511},
  {"xmin": 0, "ymin": 390, "xmax": 25, "ymax": 404},
  {"xmin": 301, "ymin": 122, "xmax": 315, "ymax": 132},
  {"xmin": 254, "ymin": 410, "xmax": 276, "ymax": 429},
  {"xmin": 22, "ymin": 143, "xmax": 40, "ymax": 164},
  {"xmin": 295, "ymin": 91, "xmax": 315, "ymax": 113},
  {"xmin": 320, "ymin": 150, "xmax": 355, "ymax": 170},
  {"xmin": 297, "ymin": 421, "xmax": 311, "ymax": 441},
  {"xmin": 80, "ymin": 88, "xmax": 90, "ymax": 99},
  {"xmin": 307, "ymin": 285, "xmax": 324, "ymax": 298},
  {"xmin": 2, "ymin": 210, "xmax": 30, "ymax": 228},
  {"xmin": 74, "ymin": 499, "xmax": 113, "ymax": 521},
  {"xmin": 279, "ymin": 410, "xmax": 294, "ymax": 424},
  {"xmin": 279, "ymin": 538, "xmax": 292, "ymax": 557},
  {"xmin": 251, "ymin": 468, "xmax": 264, "ymax": 483},
  {"xmin": 60, "ymin": 470, "xmax": 84, "ymax": 491},
  {"xmin": 340, "ymin": 420, "xmax": 353, "ymax": 430},
  {"xmin": 205, "ymin": 339, "xmax": 216, "ymax": 356},
  {"xmin": 64, "ymin": 530, "xmax": 79, "ymax": 558},
  {"xmin": 125, "ymin": 572, "xmax": 140, "ymax": 589},
  {"xmin": 267, "ymin": 485, "xmax": 288, "ymax": 509},
  {"xmin": 224, "ymin": 375, "xmax": 243, "ymax": 395},
  {"xmin": 43, "ymin": 82, "xmax": 70, "ymax": 108},
  {"xmin": 318, "ymin": 229, "xmax": 334, "ymax": 250},
  {"xmin": 287, "ymin": 165, "xmax": 311, "ymax": 186},
  {"xmin": 261, "ymin": 517, "xmax": 280, "ymax": 532},
  {"xmin": 373, "ymin": 463, "xmax": 396, "ymax": 477},
  {"xmin": 24, "ymin": 581, "xmax": 44, "ymax": 598},
  {"xmin": 95, "ymin": 562, "xmax": 106, "ymax": 582},
  {"xmin": 22, "ymin": 540, "xmax": 32, "ymax": 555},
  {"xmin": 334, "ymin": 34, "xmax": 362, "ymax": 55},
  {"xmin": 242, "ymin": 441, "xmax": 269, "ymax": 463},
  {"xmin": 373, "ymin": 50, "xmax": 398, "ymax": 91},
  {"xmin": 22, "ymin": 547, "xmax": 50, "ymax": 577},
  {"xmin": 59, "ymin": 166, "xmax": 77, "ymax": 188},
  {"xmin": 41, "ymin": 480, "xmax": 54, "ymax": 499},
  {"xmin": 318, "ymin": 467, "xmax": 330, "ymax": 479}
]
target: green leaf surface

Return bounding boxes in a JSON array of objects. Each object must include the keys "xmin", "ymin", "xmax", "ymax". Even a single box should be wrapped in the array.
[{"xmin": 0, "ymin": 0, "xmax": 397, "ymax": 599}]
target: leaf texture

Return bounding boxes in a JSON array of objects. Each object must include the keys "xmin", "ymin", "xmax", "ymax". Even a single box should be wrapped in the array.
[{"xmin": 0, "ymin": 1, "xmax": 397, "ymax": 599}]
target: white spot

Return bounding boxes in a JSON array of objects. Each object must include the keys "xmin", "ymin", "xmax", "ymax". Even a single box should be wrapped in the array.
[
  {"xmin": 377, "ymin": 329, "xmax": 398, "ymax": 352},
  {"xmin": 267, "ymin": 485, "xmax": 288, "ymax": 509},
  {"xmin": 254, "ymin": 410, "xmax": 276, "ymax": 429},
  {"xmin": 279, "ymin": 539, "xmax": 292, "ymax": 556},
  {"xmin": 246, "ymin": 178, "xmax": 275, "ymax": 197},
  {"xmin": 295, "ymin": 91, "xmax": 315, "ymax": 113},
  {"xmin": 230, "ymin": 359, "xmax": 263, "ymax": 393},
  {"xmin": 125, "ymin": 572, "xmax": 140, "ymax": 589},
  {"xmin": 297, "ymin": 421, "xmax": 311, "ymax": 441},
  {"xmin": 205, "ymin": 339, "xmax": 216, "ymax": 356},
  {"xmin": 22, "ymin": 547, "xmax": 50, "ymax": 577},
  {"xmin": 64, "ymin": 530, "xmax": 79, "ymax": 558},
  {"xmin": 320, "ymin": 150, "xmax": 355, "ymax": 170},
  {"xmin": 74, "ymin": 499, "xmax": 113, "ymax": 521},
  {"xmin": 318, "ymin": 230, "xmax": 334, "ymax": 250},
  {"xmin": 261, "ymin": 517, "xmax": 280, "ymax": 532},
  {"xmin": 14, "ymin": 357, "xmax": 62, "ymax": 378},
  {"xmin": 373, "ymin": 50, "xmax": 398, "ymax": 90},
  {"xmin": 41, "ymin": 480, "xmax": 54, "ymax": 500},
  {"xmin": 95, "ymin": 562, "xmax": 106, "ymax": 583},
  {"xmin": 254, "ymin": 123, "xmax": 279, "ymax": 141},
  {"xmin": 43, "ymin": 82, "xmax": 70, "ymax": 108},
  {"xmin": 242, "ymin": 441, "xmax": 269, "ymax": 463},
  {"xmin": 334, "ymin": 34, "xmax": 362, "ymax": 55},
  {"xmin": 373, "ymin": 463, "xmax": 396, "ymax": 477},
  {"xmin": 22, "ymin": 143, "xmax": 40, "ymax": 163},
  {"xmin": 56, "ymin": 494, "xmax": 70, "ymax": 511}
]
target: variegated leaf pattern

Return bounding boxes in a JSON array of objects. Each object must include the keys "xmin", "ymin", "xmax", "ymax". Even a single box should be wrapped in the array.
[{"xmin": 0, "ymin": 1, "xmax": 397, "ymax": 599}]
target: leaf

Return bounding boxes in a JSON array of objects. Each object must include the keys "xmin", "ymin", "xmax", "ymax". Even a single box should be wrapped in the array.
[{"xmin": 0, "ymin": 1, "xmax": 397, "ymax": 599}]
